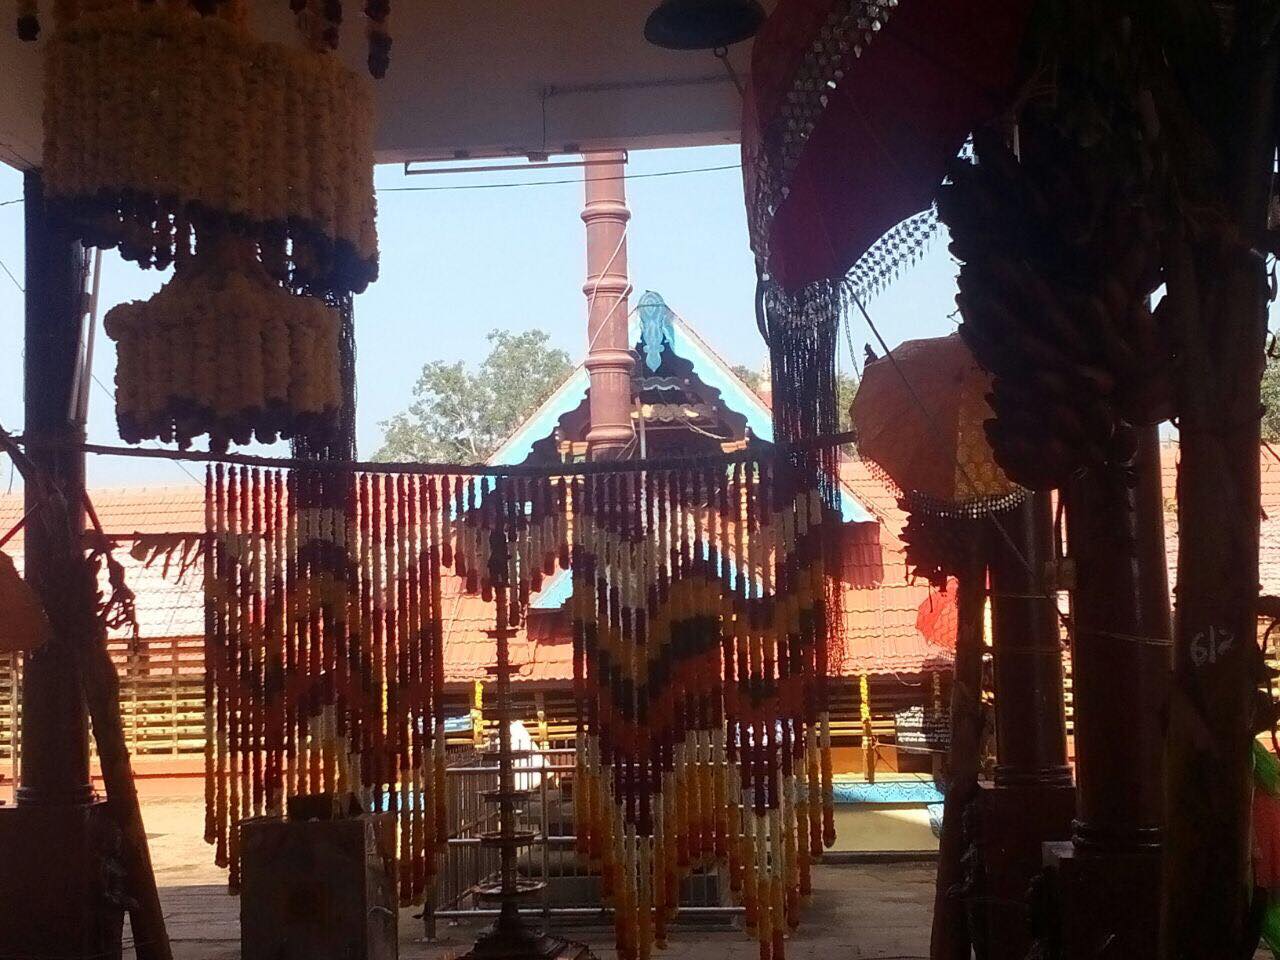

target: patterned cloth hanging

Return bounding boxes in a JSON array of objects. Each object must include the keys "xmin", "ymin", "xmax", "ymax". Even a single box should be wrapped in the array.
[
  {"xmin": 742, "ymin": 0, "xmax": 1034, "ymax": 506},
  {"xmin": 742, "ymin": 0, "xmax": 1033, "ymax": 294},
  {"xmin": 204, "ymin": 452, "xmax": 843, "ymax": 955}
]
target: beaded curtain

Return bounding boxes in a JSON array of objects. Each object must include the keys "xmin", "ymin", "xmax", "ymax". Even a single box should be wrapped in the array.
[
  {"xmin": 204, "ymin": 455, "xmax": 841, "ymax": 956},
  {"xmin": 205, "ymin": 465, "xmax": 448, "ymax": 905}
]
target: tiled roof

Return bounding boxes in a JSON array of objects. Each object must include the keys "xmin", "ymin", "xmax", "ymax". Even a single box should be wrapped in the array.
[
  {"xmin": 436, "ymin": 574, "xmax": 574, "ymax": 685},
  {"xmin": 840, "ymin": 458, "xmax": 911, "ymax": 555},
  {"xmin": 0, "ymin": 485, "xmax": 206, "ymax": 640},
  {"xmin": 1262, "ymin": 447, "xmax": 1280, "ymax": 596},
  {"xmin": 0, "ymin": 468, "xmax": 954, "ymax": 683},
  {"xmin": 1159, "ymin": 442, "xmax": 1280, "ymax": 596},
  {"xmin": 838, "ymin": 458, "xmax": 951, "ymax": 676}
]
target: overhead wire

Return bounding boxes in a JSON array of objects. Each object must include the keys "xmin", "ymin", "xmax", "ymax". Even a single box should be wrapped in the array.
[
  {"xmin": 378, "ymin": 162, "xmax": 741, "ymax": 194},
  {"xmin": 0, "ymin": 164, "xmax": 742, "ymax": 207},
  {"xmin": 0, "ymin": 255, "xmax": 22, "ymax": 293},
  {"xmin": 88, "ymin": 372, "xmax": 202, "ymax": 486}
]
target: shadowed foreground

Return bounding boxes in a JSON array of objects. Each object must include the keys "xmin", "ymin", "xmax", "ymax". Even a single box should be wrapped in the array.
[{"xmin": 132, "ymin": 791, "xmax": 936, "ymax": 960}]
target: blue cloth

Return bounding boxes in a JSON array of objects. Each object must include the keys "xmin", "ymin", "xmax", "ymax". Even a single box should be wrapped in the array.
[{"xmin": 830, "ymin": 779, "xmax": 944, "ymax": 805}]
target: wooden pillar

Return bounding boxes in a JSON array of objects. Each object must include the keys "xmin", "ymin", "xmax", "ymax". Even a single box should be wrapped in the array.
[
  {"xmin": 16, "ymin": 169, "xmax": 92, "ymax": 807},
  {"xmin": 581, "ymin": 153, "xmax": 634, "ymax": 461},
  {"xmin": 1159, "ymin": 23, "xmax": 1277, "ymax": 956},
  {"xmin": 1043, "ymin": 426, "xmax": 1170, "ymax": 959},
  {"xmin": 0, "ymin": 170, "xmax": 130, "ymax": 960},
  {"xmin": 930, "ymin": 525, "xmax": 988, "ymax": 960},
  {"xmin": 990, "ymin": 493, "xmax": 1070, "ymax": 788},
  {"xmin": 978, "ymin": 494, "xmax": 1074, "ymax": 959},
  {"xmin": 1067, "ymin": 430, "xmax": 1170, "ymax": 852}
]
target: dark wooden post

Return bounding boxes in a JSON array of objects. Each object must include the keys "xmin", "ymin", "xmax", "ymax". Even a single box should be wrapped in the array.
[
  {"xmin": 1043, "ymin": 426, "xmax": 1170, "ymax": 959},
  {"xmin": 930, "ymin": 525, "xmax": 988, "ymax": 960},
  {"xmin": 990, "ymin": 492, "xmax": 1070, "ymax": 789},
  {"xmin": 977, "ymin": 493, "xmax": 1075, "ymax": 959},
  {"xmin": 0, "ymin": 170, "xmax": 129, "ymax": 960},
  {"xmin": 1068, "ymin": 430, "xmax": 1170, "ymax": 853},
  {"xmin": 16, "ymin": 169, "xmax": 93, "ymax": 808},
  {"xmin": 1158, "ymin": 19, "xmax": 1278, "ymax": 956}
]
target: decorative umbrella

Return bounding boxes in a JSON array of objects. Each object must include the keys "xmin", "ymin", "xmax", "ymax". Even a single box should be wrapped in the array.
[
  {"xmin": 0, "ymin": 550, "xmax": 50, "ymax": 654},
  {"xmin": 848, "ymin": 333, "xmax": 1015, "ymax": 960},
  {"xmin": 915, "ymin": 581, "xmax": 958, "ymax": 654},
  {"xmin": 742, "ymin": 0, "xmax": 1035, "ymax": 296},
  {"xmin": 849, "ymin": 333, "xmax": 1022, "ymax": 516}
]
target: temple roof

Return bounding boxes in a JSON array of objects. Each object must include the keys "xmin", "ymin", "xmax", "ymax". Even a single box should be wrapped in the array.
[
  {"xmin": 0, "ymin": 308, "xmax": 1016, "ymax": 681},
  {"xmin": 489, "ymin": 297, "xmax": 874, "ymax": 524}
]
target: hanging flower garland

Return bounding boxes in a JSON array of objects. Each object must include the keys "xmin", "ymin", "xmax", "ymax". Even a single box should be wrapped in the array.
[
  {"xmin": 25, "ymin": 0, "xmax": 384, "ymax": 450},
  {"xmin": 21, "ymin": 0, "xmax": 394, "ymax": 73},
  {"xmin": 104, "ymin": 236, "xmax": 342, "ymax": 450},
  {"xmin": 203, "ymin": 452, "xmax": 845, "ymax": 946},
  {"xmin": 41, "ymin": 2, "xmax": 379, "ymax": 294}
]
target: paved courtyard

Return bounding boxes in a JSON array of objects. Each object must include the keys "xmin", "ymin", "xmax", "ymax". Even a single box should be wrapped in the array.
[{"xmin": 133, "ymin": 785, "xmax": 936, "ymax": 960}]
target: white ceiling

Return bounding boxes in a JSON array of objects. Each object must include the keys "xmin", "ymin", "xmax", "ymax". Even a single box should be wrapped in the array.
[{"xmin": 0, "ymin": 0, "xmax": 759, "ymax": 170}]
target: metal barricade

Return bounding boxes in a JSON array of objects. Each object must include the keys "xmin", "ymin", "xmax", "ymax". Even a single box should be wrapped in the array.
[{"xmin": 426, "ymin": 747, "xmax": 739, "ymax": 936}]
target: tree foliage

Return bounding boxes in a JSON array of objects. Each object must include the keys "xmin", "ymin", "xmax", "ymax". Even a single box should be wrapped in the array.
[
  {"xmin": 375, "ymin": 329, "xmax": 572, "ymax": 464},
  {"xmin": 729, "ymin": 363, "xmax": 859, "ymax": 433},
  {"xmin": 1263, "ymin": 347, "xmax": 1280, "ymax": 441}
]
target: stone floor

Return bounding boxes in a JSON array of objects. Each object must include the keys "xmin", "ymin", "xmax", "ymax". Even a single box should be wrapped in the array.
[
  {"xmin": 149, "ymin": 864, "xmax": 936, "ymax": 960},
  {"xmin": 123, "ymin": 786, "xmax": 1278, "ymax": 960},
  {"xmin": 131, "ymin": 786, "xmax": 936, "ymax": 960}
]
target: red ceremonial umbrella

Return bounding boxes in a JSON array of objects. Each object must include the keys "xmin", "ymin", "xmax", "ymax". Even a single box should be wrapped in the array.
[
  {"xmin": 0, "ymin": 550, "xmax": 50, "ymax": 653},
  {"xmin": 743, "ymin": 0, "xmax": 1034, "ymax": 293},
  {"xmin": 915, "ymin": 581, "xmax": 959, "ymax": 654}
]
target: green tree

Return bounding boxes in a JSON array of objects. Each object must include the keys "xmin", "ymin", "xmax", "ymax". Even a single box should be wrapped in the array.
[
  {"xmin": 729, "ymin": 363, "xmax": 859, "ymax": 434},
  {"xmin": 376, "ymin": 329, "xmax": 572, "ymax": 464},
  {"xmin": 730, "ymin": 363, "xmax": 766, "ymax": 394},
  {"xmin": 1263, "ymin": 348, "xmax": 1280, "ymax": 441}
]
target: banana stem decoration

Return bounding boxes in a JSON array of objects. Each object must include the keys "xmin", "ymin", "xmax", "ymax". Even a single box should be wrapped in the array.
[{"xmin": 936, "ymin": 126, "xmax": 1170, "ymax": 490}]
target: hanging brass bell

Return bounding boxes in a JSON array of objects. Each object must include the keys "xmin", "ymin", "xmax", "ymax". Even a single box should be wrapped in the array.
[{"xmin": 643, "ymin": 0, "xmax": 766, "ymax": 50}]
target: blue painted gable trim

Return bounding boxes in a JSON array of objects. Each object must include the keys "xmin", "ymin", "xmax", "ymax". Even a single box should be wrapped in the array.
[
  {"xmin": 531, "ymin": 569, "xmax": 573, "ymax": 610},
  {"xmin": 485, "ymin": 310, "xmax": 871, "ymax": 526},
  {"xmin": 666, "ymin": 316, "xmax": 774, "ymax": 442},
  {"xmin": 489, "ymin": 366, "xmax": 590, "ymax": 467}
]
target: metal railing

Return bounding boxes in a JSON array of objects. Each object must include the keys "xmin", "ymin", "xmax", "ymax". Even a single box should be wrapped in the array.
[{"xmin": 425, "ymin": 746, "xmax": 738, "ymax": 938}]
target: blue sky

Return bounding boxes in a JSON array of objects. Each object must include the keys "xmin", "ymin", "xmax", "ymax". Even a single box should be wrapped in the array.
[{"xmin": 0, "ymin": 144, "xmax": 962, "ymax": 490}]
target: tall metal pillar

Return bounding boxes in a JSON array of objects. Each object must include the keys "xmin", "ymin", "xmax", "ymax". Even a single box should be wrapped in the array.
[
  {"xmin": 581, "ymin": 153, "xmax": 635, "ymax": 461},
  {"xmin": 17, "ymin": 169, "xmax": 92, "ymax": 807}
]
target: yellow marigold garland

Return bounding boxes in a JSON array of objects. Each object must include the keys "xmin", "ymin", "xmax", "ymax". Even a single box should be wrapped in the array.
[
  {"xmin": 42, "ymin": 4, "xmax": 378, "ymax": 294},
  {"xmin": 104, "ymin": 238, "xmax": 342, "ymax": 451}
]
